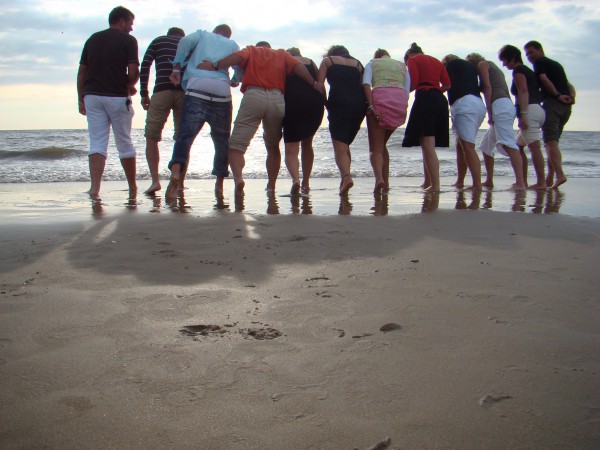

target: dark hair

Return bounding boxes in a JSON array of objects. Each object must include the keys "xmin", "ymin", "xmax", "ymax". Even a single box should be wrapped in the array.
[
  {"xmin": 286, "ymin": 47, "xmax": 302, "ymax": 57},
  {"xmin": 373, "ymin": 49, "xmax": 389, "ymax": 59},
  {"xmin": 108, "ymin": 6, "xmax": 134, "ymax": 25},
  {"xmin": 325, "ymin": 45, "xmax": 350, "ymax": 57},
  {"xmin": 498, "ymin": 45, "xmax": 523, "ymax": 64},
  {"xmin": 167, "ymin": 27, "xmax": 185, "ymax": 37},
  {"xmin": 255, "ymin": 41, "xmax": 271, "ymax": 48},
  {"xmin": 404, "ymin": 42, "xmax": 423, "ymax": 62},
  {"xmin": 524, "ymin": 40, "xmax": 543, "ymax": 51},
  {"xmin": 213, "ymin": 24, "xmax": 232, "ymax": 38}
]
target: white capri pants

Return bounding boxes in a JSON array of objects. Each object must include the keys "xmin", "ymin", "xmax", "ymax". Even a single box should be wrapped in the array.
[{"xmin": 85, "ymin": 95, "xmax": 136, "ymax": 158}]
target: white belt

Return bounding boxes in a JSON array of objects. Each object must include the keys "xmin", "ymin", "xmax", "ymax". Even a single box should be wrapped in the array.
[{"xmin": 186, "ymin": 90, "xmax": 231, "ymax": 102}]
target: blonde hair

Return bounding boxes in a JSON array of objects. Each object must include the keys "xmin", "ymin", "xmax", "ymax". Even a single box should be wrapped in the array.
[
  {"xmin": 465, "ymin": 52, "xmax": 485, "ymax": 65},
  {"xmin": 441, "ymin": 54, "xmax": 460, "ymax": 65},
  {"xmin": 286, "ymin": 47, "xmax": 301, "ymax": 57}
]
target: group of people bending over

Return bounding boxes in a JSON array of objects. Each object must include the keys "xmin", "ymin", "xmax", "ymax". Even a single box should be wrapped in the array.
[{"xmin": 77, "ymin": 7, "xmax": 574, "ymax": 202}]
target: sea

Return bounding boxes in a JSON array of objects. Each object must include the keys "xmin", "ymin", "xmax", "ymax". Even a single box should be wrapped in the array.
[{"xmin": 1, "ymin": 128, "xmax": 599, "ymax": 183}]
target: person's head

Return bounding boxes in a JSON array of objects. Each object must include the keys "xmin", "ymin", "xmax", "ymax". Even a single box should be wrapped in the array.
[
  {"xmin": 404, "ymin": 42, "xmax": 423, "ymax": 62},
  {"xmin": 373, "ymin": 49, "xmax": 390, "ymax": 59},
  {"xmin": 255, "ymin": 41, "xmax": 271, "ymax": 48},
  {"xmin": 108, "ymin": 6, "xmax": 134, "ymax": 33},
  {"xmin": 167, "ymin": 27, "xmax": 185, "ymax": 37},
  {"xmin": 325, "ymin": 45, "xmax": 350, "ymax": 58},
  {"xmin": 441, "ymin": 54, "xmax": 460, "ymax": 65},
  {"xmin": 465, "ymin": 52, "xmax": 485, "ymax": 66},
  {"xmin": 213, "ymin": 24, "xmax": 232, "ymax": 38},
  {"xmin": 498, "ymin": 44, "xmax": 523, "ymax": 69},
  {"xmin": 286, "ymin": 47, "xmax": 301, "ymax": 57},
  {"xmin": 524, "ymin": 40, "xmax": 544, "ymax": 63}
]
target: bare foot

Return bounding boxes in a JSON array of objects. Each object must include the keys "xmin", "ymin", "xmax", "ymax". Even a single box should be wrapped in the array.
[
  {"xmin": 374, "ymin": 180, "xmax": 385, "ymax": 194},
  {"xmin": 128, "ymin": 187, "xmax": 138, "ymax": 200},
  {"xmin": 235, "ymin": 178, "xmax": 245, "ymax": 196},
  {"xmin": 291, "ymin": 181, "xmax": 300, "ymax": 195},
  {"xmin": 461, "ymin": 185, "xmax": 482, "ymax": 192},
  {"xmin": 301, "ymin": 180, "xmax": 310, "ymax": 193},
  {"xmin": 527, "ymin": 183, "xmax": 547, "ymax": 190},
  {"xmin": 552, "ymin": 176, "xmax": 567, "ymax": 189},
  {"xmin": 509, "ymin": 183, "xmax": 527, "ymax": 191},
  {"xmin": 482, "ymin": 180, "xmax": 493, "ymax": 189},
  {"xmin": 144, "ymin": 181, "xmax": 161, "ymax": 194},
  {"xmin": 424, "ymin": 185, "xmax": 441, "ymax": 193},
  {"xmin": 452, "ymin": 181, "xmax": 464, "ymax": 189},
  {"xmin": 87, "ymin": 189, "xmax": 101, "ymax": 201},
  {"xmin": 165, "ymin": 177, "xmax": 180, "ymax": 203},
  {"xmin": 545, "ymin": 174, "xmax": 554, "ymax": 186},
  {"xmin": 339, "ymin": 174, "xmax": 354, "ymax": 196}
]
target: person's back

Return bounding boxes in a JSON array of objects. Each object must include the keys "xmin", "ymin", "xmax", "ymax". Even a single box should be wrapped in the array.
[
  {"xmin": 445, "ymin": 58, "xmax": 480, "ymax": 105},
  {"xmin": 486, "ymin": 61, "xmax": 510, "ymax": 102},
  {"xmin": 237, "ymin": 46, "xmax": 298, "ymax": 93},
  {"xmin": 407, "ymin": 54, "xmax": 448, "ymax": 91}
]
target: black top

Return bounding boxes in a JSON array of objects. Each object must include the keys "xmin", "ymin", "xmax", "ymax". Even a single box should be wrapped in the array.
[
  {"xmin": 140, "ymin": 34, "xmax": 183, "ymax": 97},
  {"xmin": 510, "ymin": 64, "xmax": 543, "ymax": 105},
  {"xmin": 445, "ymin": 59, "xmax": 480, "ymax": 105},
  {"xmin": 533, "ymin": 56, "xmax": 570, "ymax": 98},
  {"xmin": 80, "ymin": 28, "xmax": 139, "ymax": 97}
]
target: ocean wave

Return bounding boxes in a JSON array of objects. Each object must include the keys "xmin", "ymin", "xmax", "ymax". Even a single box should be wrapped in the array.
[{"xmin": 0, "ymin": 147, "xmax": 86, "ymax": 160}]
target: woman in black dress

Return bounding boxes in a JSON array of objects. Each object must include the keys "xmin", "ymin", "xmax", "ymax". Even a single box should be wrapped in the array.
[
  {"xmin": 283, "ymin": 48, "xmax": 325, "ymax": 194},
  {"xmin": 316, "ymin": 45, "xmax": 367, "ymax": 195}
]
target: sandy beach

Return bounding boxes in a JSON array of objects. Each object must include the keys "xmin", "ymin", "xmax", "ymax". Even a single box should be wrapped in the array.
[{"xmin": 1, "ymin": 177, "xmax": 599, "ymax": 449}]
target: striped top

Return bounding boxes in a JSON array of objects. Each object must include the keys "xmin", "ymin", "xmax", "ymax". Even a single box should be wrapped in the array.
[{"xmin": 140, "ymin": 34, "xmax": 183, "ymax": 97}]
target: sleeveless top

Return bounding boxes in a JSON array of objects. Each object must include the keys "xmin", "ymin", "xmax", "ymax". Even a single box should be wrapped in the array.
[
  {"xmin": 487, "ymin": 61, "xmax": 510, "ymax": 103},
  {"xmin": 371, "ymin": 57, "xmax": 407, "ymax": 89}
]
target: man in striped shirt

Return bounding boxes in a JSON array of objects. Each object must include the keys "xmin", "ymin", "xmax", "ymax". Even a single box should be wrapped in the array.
[{"xmin": 140, "ymin": 27, "xmax": 185, "ymax": 194}]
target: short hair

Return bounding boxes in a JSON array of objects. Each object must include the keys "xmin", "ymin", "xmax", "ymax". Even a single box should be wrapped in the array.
[
  {"xmin": 286, "ymin": 47, "xmax": 301, "ymax": 57},
  {"xmin": 465, "ymin": 52, "xmax": 485, "ymax": 65},
  {"xmin": 213, "ymin": 24, "xmax": 232, "ymax": 38},
  {"xmin": 167, "ymin": 27, "xmax": 185, "ymax": 37},
  {"xmin": 108, "ymin": 6, "xmax": 134, "ymax": 25},
  {"xmin": 404, "ymin": 42, "xmax": 423, "ymax": 62},
  {"xmin": 441, "ymin": 54, "xmax": 460, "ymax": 65},
  {"xmin": 255, "ymin": 41, "xmax": 271, "ymax": 48},
  {"xmin": 524, "ymin": 40, "xmax": 543, "ymax": 51},
  {"xmin": 325, "ymin": 45, "xmax": 350, "ymax": 57},
  {"xmin": 498, "ymin": 45, "xmax": 523, "ymax": 64},
  {"xmin": 373, "ymin": 49, "xmax": 389, "ymax": 59}
]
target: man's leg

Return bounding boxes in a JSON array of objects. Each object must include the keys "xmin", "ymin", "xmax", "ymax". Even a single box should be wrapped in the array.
[
  {"xmin": 120, "ymin": 157, "xmax": 137, "ymax": 198},
  {"xmin": 263, "ymin": 90, "xmax": 285, "ymax": 192},
  {"xmin": 84, "ymin": 95, "xmax": 110, "ymax": 199},
  {"xmin": 207, "ymin": 100, "xmax": 232, "ymax": 196},
  {"xmin": 144, "ymin": 138, "xmax": 161, "ymax": 194},
  {"xmin": 88, "ymin": 153, "xmax": 106, "ymax": 199},
  {"xmin": 108, "ymin": 96, "xmax": 137, "ymax": 197},
  {"xmin": 229, "ymin": 148, "xmax": 246, "ymax": 194},
  {"xmin": 545, "ymin": 140, "xmax": 567, "ymax": 188}
]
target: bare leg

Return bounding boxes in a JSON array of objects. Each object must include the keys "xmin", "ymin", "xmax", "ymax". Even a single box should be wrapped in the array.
[
  {"xmin": 88, "ymin": 153, "xmax": 106, "ymax": 199},
  {"xmin": 459, "ymin": 138, "xmax": 482, "ymax": 190},
  {"xmin": 265, "ymin": 144, "xmax": 281, "ymax": 192},
  {"xmin": 482, "ymin": 153, "xmax": 495, "ymax": 189},
  {"xmin": 366, "ymin": 115, "xmax": 385, "ymax": 193},
  {"xmin": 420, "ymin": 136, "xmax": 440, "ymax": 192},
  {"xmin": 166, "ymin": 162, "xmax": 182, "ymax": 202},
  {"xmin": 545, "ymin": 140, "xmax": 567, "ymax": 188},
  {"xmin": 215, "ymin": 176, "xmax": 224, "ymax": 196},
  {"xmin": 383, "ymin": 130, "xmax": 393, "ymax": 192},
  {"xmin": 332, "ymin": 138, "xmax": 353, "ymax": 195},
  {"xmin": 144, "ymin": 138, "xmax": 161, "ymax": 194},
  {"xmin": 300, "ymin": 137, "xmax": 314, "ymax": 193},
  {"xmin": 505, "ymin": 146, "xmax": 526, "ymax": 190},
  {"xmin": 284, "ymin": 141, "xmax": 301, "ymax": 194},
  {"xmin": 519, "ymin": 146, "xmax": 529, "ymax": 188},
  {"xmin": 527, "ymin": 140, "xmax": 547, "ymax": 190},
  {"xmin": 229, "ymin": 148, "xmax": 246, "ymax": 195},
  {"xmin": 120, "ymin": 156, "xmax": 137, "ymax": 199},
  {"xmin": 453, "ymin": 141, "xmax": 467, "ymax": 188}
]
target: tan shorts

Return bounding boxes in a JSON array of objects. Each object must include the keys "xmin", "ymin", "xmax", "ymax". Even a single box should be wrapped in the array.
[
  {"xmin": 229, "ymin": 87, "xmax": 285, "ymax": 152},
  {"xmin": 144, "ymin": 90, "xmax": 185, "ymax": 141},
  {"xmin": 516, "ymin": 103, "xmax": 545, "ymax": 146}
]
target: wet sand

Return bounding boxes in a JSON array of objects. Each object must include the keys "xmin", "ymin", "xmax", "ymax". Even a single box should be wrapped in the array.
[{"xmin": 0, "ymin": 177, "xmax": 599, "ymax": 449}]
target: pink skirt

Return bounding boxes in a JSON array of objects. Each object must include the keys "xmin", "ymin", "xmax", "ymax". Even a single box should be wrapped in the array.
[{"xmin": 372, "ymin": 87, "xmax": 409, "ymax": 130}]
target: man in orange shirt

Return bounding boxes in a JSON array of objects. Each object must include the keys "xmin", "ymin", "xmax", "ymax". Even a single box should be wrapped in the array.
[{"xmin": 200, "ymin": 41, "xmax": 319, "ymax": 194}]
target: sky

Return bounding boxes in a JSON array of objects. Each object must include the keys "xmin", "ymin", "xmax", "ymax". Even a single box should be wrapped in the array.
[{"xmin": 0, "ymin": 0, "xmax": 599, "ymax": 131}]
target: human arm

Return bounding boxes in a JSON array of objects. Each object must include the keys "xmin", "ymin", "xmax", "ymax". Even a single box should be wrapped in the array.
[
  {"xmin": 76, "ymin": 64, "xmax": 87, "ymax": 115},
  {"xmin": 477, "ymin": 61, "xmax": 493, "ymax": 124},
  {"xmin": 538, "ymin": 73, "xmax": 571, "ymax": 105},
  {"xmin": 127, "ymin": 63, "xmax": 139, "ymax": 96},
  {"xmin": 514, "ymin": 72, "xmax": 529, "ymax": 129},
  {"xmin": 439, "ymin": 64, "xmax": 451, "ymax": 93},
  {"xmin": 314, "ymin": 58, "xmax": 330, "ymax": 98},
  {"xmin": 568, "ymin": 81, "xmax": 576, "ymax": 104},
  {"xmin": 362, "ymin": 61, "xmax": 377, "ymax": 117},
  {"xmin": 139, "ymin": 41, "xmax": 154, "ymax": 107}
]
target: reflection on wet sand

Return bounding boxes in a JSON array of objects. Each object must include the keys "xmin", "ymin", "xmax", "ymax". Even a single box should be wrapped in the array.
[
  {"xmin": 339, "ymin": 196, "xmax": 353, "ymax": 215},
  {"xmin": 371, "ymin": 193, "xmax": 388, "ymax": 216},
  {"xmin": 422, "ymin": 192, "xmax": 439, "ymax": 212},
  {"xmin": 289, "ymin": 193, "xmax": 313, "ymax": 215},
  {"xmin": 267, "ymin": 191, "xmax": 279, "ymax": 215}
]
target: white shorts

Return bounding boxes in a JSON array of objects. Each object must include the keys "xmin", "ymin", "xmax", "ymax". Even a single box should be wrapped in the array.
[
  {"xmin": 516, "ymin": 103, "xmax": 545, "ymax": 147},
  {"xmin": 451, "ymin": 94, "xmax": 486, "ymax": 144},
  {"xmin": 85, "ymin": 95, "xmax": 136, "ymax": 159},
  {"xmin": 479, "ymin": 97, "xmax": 517, "ymax": 157}
]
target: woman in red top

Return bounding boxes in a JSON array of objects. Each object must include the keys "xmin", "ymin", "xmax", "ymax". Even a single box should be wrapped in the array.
[{"xmin": 402, "ymin": 43, "xmax": 451, "ymax": 193}]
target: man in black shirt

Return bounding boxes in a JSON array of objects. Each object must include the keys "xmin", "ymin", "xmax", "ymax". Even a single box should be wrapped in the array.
[
  {"xmin": 77, "ymin": 6, "xmax": 139, "ymax": 200},
  {"xmin": 524, "ymin": 41, "xmax": 574, "ymax": 189}
]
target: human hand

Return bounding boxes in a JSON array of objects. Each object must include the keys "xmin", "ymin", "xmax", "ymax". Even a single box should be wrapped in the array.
[
  {"xmin": 197, "ymin": 60, "xmax": 214, "ymax": 71},
  {"xmin": 141, "ymin": 95, "xmax": 151, "ymax": 110},
  {"xmin": 169, "ymin": 71, "xmax": 181, "ymax": 86},
  {"xmin": 518, "ymin": 116, "xmax": 528, "ymax": 130},
  {"xmin": 78, "ymin": 100, "xmax": 86, "ymax": 116},
  {"xmin": 128, "ymin": 85, "xmax": 137, "ymax": 96}
]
